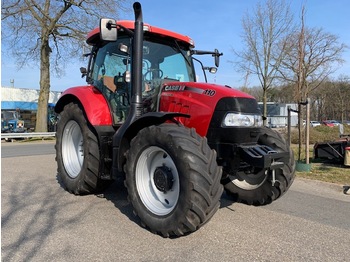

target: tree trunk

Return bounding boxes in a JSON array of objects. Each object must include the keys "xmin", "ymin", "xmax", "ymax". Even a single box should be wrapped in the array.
[
  {"xmin": 298, "ymin": 103, "xmax": 302, "ymax": 161},
  {"xmin": 263, "ymin": 87, "xmax": 267, "ymax": 126},
  {"xmin": 35, "ymin": 39, "xmax": 51, "ymax": 132}
]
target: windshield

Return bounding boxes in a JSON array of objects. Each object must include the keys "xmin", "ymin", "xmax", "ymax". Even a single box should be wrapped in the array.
[
  {"xmin": 142, "ymin": 39, "xmax": 195, "ymax": 82},
  {"xmin": 2, "ymin": 111, "xmax": 18, "ymax": 119}
]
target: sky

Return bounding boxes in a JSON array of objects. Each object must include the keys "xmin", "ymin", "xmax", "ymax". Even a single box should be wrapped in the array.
[{"xmin": 1, "ymin": 0, "xmax": 350, "ymax": 92}]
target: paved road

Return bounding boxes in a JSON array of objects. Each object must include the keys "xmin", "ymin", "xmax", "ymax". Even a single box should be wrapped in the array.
[
  {"xmin": 1, "ymin": 140, "xmax": 56, "ymax": 158},
  {"xmin": 2, "ymin": 141, "xmax": 350, "ymax": 261}
]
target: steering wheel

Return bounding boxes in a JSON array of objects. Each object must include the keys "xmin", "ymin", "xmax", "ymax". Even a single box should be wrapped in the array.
[{"xmin": 144, "ymin": 68, "xmax": 164, "ymax": 81}]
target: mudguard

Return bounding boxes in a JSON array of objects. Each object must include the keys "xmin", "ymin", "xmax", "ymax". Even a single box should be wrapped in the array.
[
  {"xmin": 112, "ymin": 112, "xmax": 190, "ymax": 173},
  {"xmin": 55, "ymin": 85, "xmax": 113, "ymax": 126}
]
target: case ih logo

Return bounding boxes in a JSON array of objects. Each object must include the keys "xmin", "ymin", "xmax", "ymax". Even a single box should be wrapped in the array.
[
  {"xmin": 164, "ymin": 85, "xmax": 186, "ymax": 91},
  {"xmin": 163, "ymin": 85, "xmax": 216, "ymax": 96}
]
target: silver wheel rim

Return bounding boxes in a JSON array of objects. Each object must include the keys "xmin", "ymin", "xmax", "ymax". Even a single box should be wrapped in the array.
[
  {"xmin": 231, "ymin": 169, "xmax": 268, "ymax": 190},
  {"xmin": 135, "ymin": 146, "xmax": 180, "ymax": 216},
  {"xmin": 62, "ymin": 120, "xmax": 84, "ymax": 178}
]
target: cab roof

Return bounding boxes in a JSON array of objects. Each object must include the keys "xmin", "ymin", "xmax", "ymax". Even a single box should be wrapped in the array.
[{"xmin": 87, "ymin": 20, "xmax": 195, "ymax": 48}]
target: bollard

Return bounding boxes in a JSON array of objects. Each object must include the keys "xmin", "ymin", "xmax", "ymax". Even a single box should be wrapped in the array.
[{"xmin": 344, "ymin": 146, "xmax": 350, "ymax": 166}]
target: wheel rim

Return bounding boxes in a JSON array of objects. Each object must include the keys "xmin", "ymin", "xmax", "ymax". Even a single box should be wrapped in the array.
[
  {"xmin": 231, "ymin": 169, "xmax": 268, "ymax": 190},
  {"xmin": 135, "ymin": 146, "xmax": 180, "ymax": 216},
  {"xmin": 62, "ymin": 120, "xmax": 84, "ymax": 179}
]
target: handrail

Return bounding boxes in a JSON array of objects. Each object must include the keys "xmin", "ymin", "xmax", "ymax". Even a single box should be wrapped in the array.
[{"xmin": 1, "ymin": 132, "xmax": 56, "ymax": 139}]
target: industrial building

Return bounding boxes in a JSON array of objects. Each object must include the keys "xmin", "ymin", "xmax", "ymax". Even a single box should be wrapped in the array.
[
  {"xmin": 1, "ymin": 86, "xmax": 61, "ymax": 131},
  {"xmin": 258, "ymin": 102, "xmax": 298, "ymax": 127}
]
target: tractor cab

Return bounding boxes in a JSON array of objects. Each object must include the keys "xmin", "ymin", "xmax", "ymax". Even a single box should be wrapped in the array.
[{"xmin": 83, "ymin": 20, "xmax": 220, "ymax": 125}]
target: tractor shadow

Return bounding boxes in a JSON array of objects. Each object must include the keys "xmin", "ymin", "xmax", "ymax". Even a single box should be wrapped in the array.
[
  {"xmin": 100, "ymin": 177, "xmax": 141, "ymax": 224},
  {"xmin": 101, "ymin": 179, "xmax": 239, "ymax": 218},
  {"xmin": 100, "ymin": 179, "xmax": 239, "ymax": 217},
  {"xmin": 220, "ymin": 191, "xmax": 239, "ymax": 211},
  {"xmin": 56, "ymin": 174, "xmax": 238, "ymax": 224},
  {"xmin": 55, "ymin": 174, "xmax": 141, "ymax": 224}
]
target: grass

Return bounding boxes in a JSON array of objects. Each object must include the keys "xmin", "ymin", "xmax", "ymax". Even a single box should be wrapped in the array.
[{"xmin": 296, "ymin": 162, "xmax": 350, "ymax": 185}]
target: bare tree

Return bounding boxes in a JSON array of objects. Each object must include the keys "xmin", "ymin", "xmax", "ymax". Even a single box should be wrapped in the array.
[
  {"xmin": 234, "ymin": 0, "xmax": 295, "ymax": 125},
  {"xmin": 278, "ymin": 27, "xmax": 347, "ymax": 102},
  {"xmin": 1, "ymin": 0, "xmax": 130, "ymax": 131},
  {"xmin": 277, "ymin": 6, "xmax": 347, "ymax": 160},
  {"xmin": 332, "ymin": 77, "xmax": 350, "ymax": 122},
  {"xmin": 314, "ymin": 76, "xmax": 350, "ymax": 122}
]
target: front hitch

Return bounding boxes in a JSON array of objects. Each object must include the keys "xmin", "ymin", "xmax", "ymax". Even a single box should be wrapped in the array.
[{"xmin": 238, "ymin": 144, "xmax": 289, "ymax": 170}]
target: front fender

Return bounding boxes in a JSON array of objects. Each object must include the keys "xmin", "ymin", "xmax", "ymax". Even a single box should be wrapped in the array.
[
  {"xmin": 112, "ymin": 112, "xmax": 190, "ymax": 173},
  {"xmin": 55, "ymin": 85, "xmax": 113, "ymax": 126},
  {"xmin": 122, "ymin": 112, "xmax": 190, "ymax": 141}
]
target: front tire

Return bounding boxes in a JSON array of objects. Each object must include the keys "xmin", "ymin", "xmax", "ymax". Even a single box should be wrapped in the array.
[
  {"xmin": 125, "ymin": 123, "xmax": 223, "ymax": 237},
  {"xmin": 55, "ymin": 102, "xmax": 107, "ymax": 195},
  {"xmin": 223, "ymin": 127, "xmax": 295, "ymax": 205}
]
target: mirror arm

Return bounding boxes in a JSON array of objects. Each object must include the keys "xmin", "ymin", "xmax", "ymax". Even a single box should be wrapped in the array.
[
  {"xmin": 117, "ymin": 24, "xmax": 134, "ymax": 37},
  {"xmin": 191, "ymin": 50, "xmax": 223, "ymax": 57},
  {"xmin": 192, "ymin": 56, "xmax": 208, "ymax": 83}
]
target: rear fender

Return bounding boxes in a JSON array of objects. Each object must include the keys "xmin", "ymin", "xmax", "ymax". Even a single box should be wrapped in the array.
[{"xmin": 55, "ymin": 86, "xmax": 113, "ymax": 126}]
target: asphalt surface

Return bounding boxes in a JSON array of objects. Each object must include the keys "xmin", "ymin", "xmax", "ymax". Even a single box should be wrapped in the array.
[{"xmin": 1, "ymin": 141, "xmax": 350, "ymax": 261}]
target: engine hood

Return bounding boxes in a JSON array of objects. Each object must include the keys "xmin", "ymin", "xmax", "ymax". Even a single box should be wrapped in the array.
[{"xmin": 159, "ymin": 82, "xmax": 260, "ymax": 137}]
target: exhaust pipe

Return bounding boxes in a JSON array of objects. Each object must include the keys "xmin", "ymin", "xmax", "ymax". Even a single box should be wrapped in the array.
[
  {"xmin": 112, "ymin": 2, "xmax": 144, "ymax": 173},
  {"xmin": 131, "ymin": 1, "xmax": 143, "ymax": 119}
]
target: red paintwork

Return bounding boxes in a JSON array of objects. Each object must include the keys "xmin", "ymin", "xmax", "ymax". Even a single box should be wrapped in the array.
[
  {"xmin": 159, "ymin": 82, "xmax": 254, "ymax": 137},
  {"xmin": 87, "ymin": 20, "xmax": 194, "ymax": 47},
  {"xmin": 59, "ymin": 85, "xmax": 113, "ymax": 126},
  {"xmin": 322, "ymin": 120, "xmax": 335, "ymax": 127}
]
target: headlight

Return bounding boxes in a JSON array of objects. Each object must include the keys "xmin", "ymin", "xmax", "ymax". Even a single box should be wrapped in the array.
[{"xmin": 222, "ymin": 113, "xmax": 263, "ymax": 127}]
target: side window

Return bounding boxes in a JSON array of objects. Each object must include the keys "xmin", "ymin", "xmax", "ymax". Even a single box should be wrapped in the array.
[
  {"xmin": 91, "ymin": 39, "xmax": 131, "ymax": 124},
  {"xmin": 92, "ymin": 40, "xmax": 130, "ymax": 92}
]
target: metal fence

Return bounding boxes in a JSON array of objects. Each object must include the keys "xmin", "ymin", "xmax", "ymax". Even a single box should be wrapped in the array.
[{"xmin": 1, "ymin": 132, "xmax": 56, "ymax": 139}]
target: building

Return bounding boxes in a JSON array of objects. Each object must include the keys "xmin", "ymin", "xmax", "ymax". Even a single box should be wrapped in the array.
[
  {"xmin": 1, "ymin": 86, "xmax": 61, "ymax": 131},
  {"xmin": 258, "ymin": 102, "xmax": 298, "ymax": 127}
]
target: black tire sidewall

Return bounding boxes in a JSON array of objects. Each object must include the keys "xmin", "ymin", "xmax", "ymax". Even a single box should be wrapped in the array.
[
  {"xmin": 125, "ymin": 126, "xmax": 193, "ymax": 230},
  {"xmin": 125, "ymin": 123, "xmax": 222, "ymax": 236},
  {"xmin": 224, "ymin": 127, "xmax": 295, "ymax": 205},
  {"xmin": 56, "ymin": 103, "xmax": 98, "ymax": 194}
]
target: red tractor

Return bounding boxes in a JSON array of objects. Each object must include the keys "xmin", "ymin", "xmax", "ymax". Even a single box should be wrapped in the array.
[{"xmin": 55, "ymin": 2, "xmax": 295, "ymax": 237}]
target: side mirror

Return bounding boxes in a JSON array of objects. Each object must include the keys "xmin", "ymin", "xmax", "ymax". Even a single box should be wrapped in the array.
[{"xmin": 100, "ymin": 18, "xmax": 117, "ymax": 41}]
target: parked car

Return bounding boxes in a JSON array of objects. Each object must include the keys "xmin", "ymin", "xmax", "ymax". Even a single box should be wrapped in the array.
[
  {"xmin": 322, "ymin": 120, "xmax": 335, "ymax": 127},
  {"xmin": 310, "ymin": 121, "xmax": 321, "ymax": 127},
  {"xmin": 343, "ymin": 120, "xmax": 350, "ymax": 126},
  {"xmin": 302, "ymin": 120, "xmax": 321, "ymax": 127},
  {"xmin": 329, "ymin": 120, "xmax": 341, "ymax": 126}
]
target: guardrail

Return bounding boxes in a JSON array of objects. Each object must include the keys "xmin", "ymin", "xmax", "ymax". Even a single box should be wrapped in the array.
[{"xmin": 1, "ymin": 132, "xmax": 56, "ymax": 139}]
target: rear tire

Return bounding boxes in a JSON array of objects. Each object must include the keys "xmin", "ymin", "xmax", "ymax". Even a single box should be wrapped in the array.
[
  {"xmin": 125, "ymin": 123, "xmax": 223, "ymax": 237},
  {"xmin": 55, "ymin": 102, "xmax": 107, "ymax": 195},
  {"xmin": 223, "ymin": 127, "xmax": 295, "ymax": 205}
]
